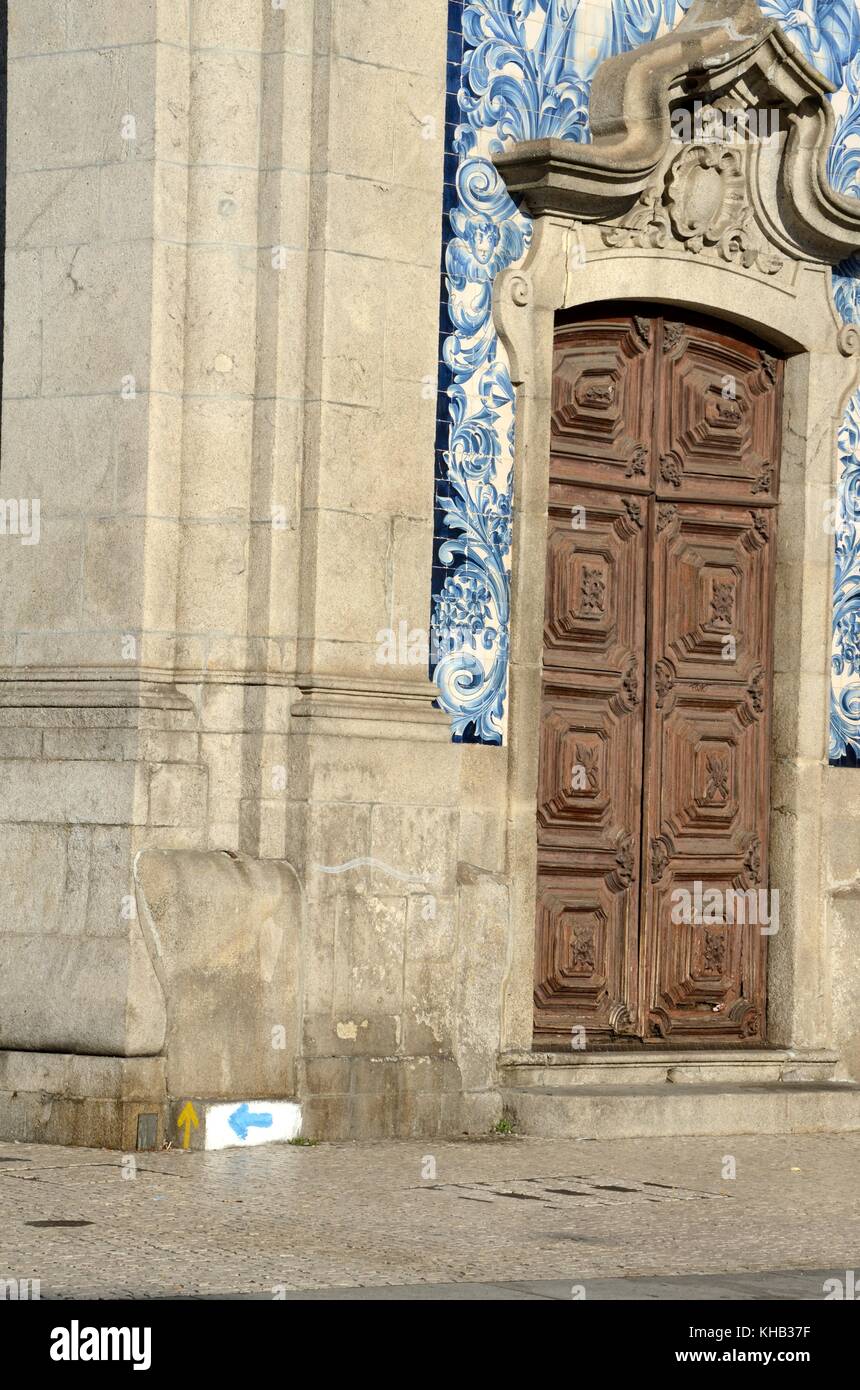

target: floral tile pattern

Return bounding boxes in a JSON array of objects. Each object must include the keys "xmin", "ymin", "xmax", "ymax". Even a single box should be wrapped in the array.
[{"xmin": 430, "ymin": 0, "xmax": 860, "ymax": 764}]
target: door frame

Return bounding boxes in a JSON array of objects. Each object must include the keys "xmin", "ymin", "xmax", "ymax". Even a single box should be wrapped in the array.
[
  {"xmin": 494, "ymin": 230, "xmax": 859, "ymax": 1058},
  {"xmin": 489, "ymin": 0, "xmax": 860, "ymax": 1064}
]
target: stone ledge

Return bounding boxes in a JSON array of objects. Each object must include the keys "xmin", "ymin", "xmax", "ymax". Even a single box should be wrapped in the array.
[
  {"xmin": 0, "ymin": 679, "xmax": 194, "ymax": 711},
  {"xmin": 0, "ymin": 1052, "xmax": 166, "ymax": 1098},
  {"xmin": 291, "ymin": 674, "xmax": 452, "ymax": 741},
  {"xmin": 499, "ymin": 1049, "xmax": 843, "ymax": 1088}
]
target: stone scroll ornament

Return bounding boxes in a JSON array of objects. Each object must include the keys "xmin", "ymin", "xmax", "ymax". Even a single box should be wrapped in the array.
[{"xmin": 432, "ymin": 0, "xmax": 860, "ymax": 756}]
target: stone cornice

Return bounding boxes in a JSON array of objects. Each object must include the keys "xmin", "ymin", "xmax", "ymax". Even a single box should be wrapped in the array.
[{"xmin": 290, "ymin": 674, "xmax": 452, "ymax": 741}]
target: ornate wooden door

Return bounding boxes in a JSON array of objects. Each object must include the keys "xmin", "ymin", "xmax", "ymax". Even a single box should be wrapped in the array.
[{"xmin": 535, "ymin": 307, "xmax": 782, "ymax": 1048}]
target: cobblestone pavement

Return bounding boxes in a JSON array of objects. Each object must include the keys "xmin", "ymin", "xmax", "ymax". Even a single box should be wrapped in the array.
[{"xmin": 1, "ymin": 1133, "xmax": 858, "ymax": 1299}]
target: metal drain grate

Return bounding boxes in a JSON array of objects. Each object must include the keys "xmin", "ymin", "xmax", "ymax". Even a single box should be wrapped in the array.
[{"xmin": 423, "ymin": 1174, "xmax": 726, "ymax": 1209}]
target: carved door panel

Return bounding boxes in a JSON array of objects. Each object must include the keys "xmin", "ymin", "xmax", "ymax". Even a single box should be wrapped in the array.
[
  {"xmin": 641, "ymin": 502, "xmax": 773, "ymax": 1042},
  {"xmin": 656, "ymin": 318, "xmax": 781, "ymax": 505},
  {"xmin": 535, "ymin": 306, "xmax": 781, "ymax": 1049},
  {"xmin": 534, "ymin": 481, "xmax": 647, "ymax": 1045},
  {"xmin": 550, "ymin": 311, "xmax": 655, "ymax": 493}
]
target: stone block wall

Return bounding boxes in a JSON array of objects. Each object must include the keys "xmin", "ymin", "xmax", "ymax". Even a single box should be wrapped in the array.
[{"xmin": 0, "ymin": 1, "xmax": 516, "ymax": 1142}]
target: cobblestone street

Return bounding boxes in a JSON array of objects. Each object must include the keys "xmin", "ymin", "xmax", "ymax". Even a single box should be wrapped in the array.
[{"xmin": 2, "ymin": 1132, "xmax": 858, "ymax": 1299}]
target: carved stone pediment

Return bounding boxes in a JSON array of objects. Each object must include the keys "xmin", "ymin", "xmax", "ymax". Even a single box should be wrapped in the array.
[
  {"xmin": 667, "ymin": 144, "xmax": 747, "ymax": 246},
  {"xmin": 493, "ymin": 0, "xmax": 860, "ymax": 267},
  {"xmin": 602, "ymin": 140, "xmax": 784, "ymax": 278}
]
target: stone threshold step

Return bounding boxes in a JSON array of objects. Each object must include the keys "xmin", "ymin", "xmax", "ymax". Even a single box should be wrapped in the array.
[
  {"xmin": 498, "ymin": 1049, "xmax": 841, "ymax": 1088},
  {"xmin": 501, "ymin": 1081, "xmax": 860, "ymax": 1139}
]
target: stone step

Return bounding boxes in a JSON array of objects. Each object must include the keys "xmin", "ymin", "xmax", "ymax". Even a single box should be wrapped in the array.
[
  {"xmin": 498, "ymin": 1049, "xmax": 841, "ymax": 1089},
  {"xmin": 501, "ymin": 1081, "xmax": 860, "ymax": 1140}
]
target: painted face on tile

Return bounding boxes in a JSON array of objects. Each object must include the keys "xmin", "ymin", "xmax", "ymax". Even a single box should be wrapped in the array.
[{"xmin": 469, "ymin": 219, "xmax": 500, "ymax": 266}]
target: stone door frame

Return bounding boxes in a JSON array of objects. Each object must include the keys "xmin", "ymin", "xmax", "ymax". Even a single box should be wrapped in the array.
[
  {"xmin": 489, "ymin": 0, "xmax": 860, "ymax": 1062},
  {"xmin": 495, "ymin": 237, "xmax": 857, "ymax": 1058}
]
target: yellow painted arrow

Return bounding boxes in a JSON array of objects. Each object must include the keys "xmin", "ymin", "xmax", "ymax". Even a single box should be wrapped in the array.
[{"xmin": 177, "ymin": 1101, "xmax": 199, "ymax": 1150}]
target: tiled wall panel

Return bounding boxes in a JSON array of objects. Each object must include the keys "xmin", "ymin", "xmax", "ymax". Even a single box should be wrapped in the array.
[{"xmin": 429, "ymin": 0, "xmax": 860, "ymax": 765}]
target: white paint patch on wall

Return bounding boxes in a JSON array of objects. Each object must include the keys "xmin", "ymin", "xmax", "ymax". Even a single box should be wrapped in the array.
[{"xmin": 204, "ymin": 1101, "xmax": 302, "ymax": 1151}]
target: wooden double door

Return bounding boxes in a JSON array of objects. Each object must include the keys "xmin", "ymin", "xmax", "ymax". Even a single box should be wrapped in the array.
[{"xmin": 534, "ymin": 306, "xmax": 782, "ymax": 1048}]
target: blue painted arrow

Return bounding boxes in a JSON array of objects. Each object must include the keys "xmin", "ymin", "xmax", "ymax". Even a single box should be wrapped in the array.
[{"xmin": 228, "ymin": 1103, "xmax": 274, "ymax": 1141}]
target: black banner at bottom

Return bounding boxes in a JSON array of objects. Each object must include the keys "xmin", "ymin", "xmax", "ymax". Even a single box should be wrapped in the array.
[{"xmin": 2, "ymin": 1294, "xmax": 857, "ymax": 1375}]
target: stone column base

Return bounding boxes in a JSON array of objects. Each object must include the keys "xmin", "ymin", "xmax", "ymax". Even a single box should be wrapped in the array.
[{"xmin": 0, "ymin": 1053, "xmax": 167, "ymax": 1151}]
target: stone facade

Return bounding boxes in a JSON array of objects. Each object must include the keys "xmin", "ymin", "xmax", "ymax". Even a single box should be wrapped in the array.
[{"xmin": 1, "ymin": 0, "xmax": 860, "ymax": 1148}]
